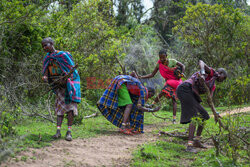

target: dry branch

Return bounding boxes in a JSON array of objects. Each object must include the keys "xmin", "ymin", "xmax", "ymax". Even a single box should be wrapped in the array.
[
  {"xmin": 84, "ymin": 112, "xmax": 98, "ymax": 119},
  {"xmin": 158, "ymin": 131, "xmax": 188, "ymax": 140}
]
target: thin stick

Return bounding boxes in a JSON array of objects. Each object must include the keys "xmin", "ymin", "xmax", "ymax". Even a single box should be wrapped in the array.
[
  {"xmin": 47, "ymin": 91, "xmax": 53, "ymax": 120},
  {"xmin": 198, "ymin": 74, "xmax": 226, "ymax": 129}
]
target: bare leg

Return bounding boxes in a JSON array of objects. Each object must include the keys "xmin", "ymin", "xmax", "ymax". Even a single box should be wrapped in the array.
[
  {"xmin": 172, "ymin": 99, "xmax": 177, "ymax": 123},
  {"xmin": 65, "ymin": 111, "xmax": 74, "ymax": 141},
  {"xmin": 196, "ymin": 125, "xmax": 203, "ymax": 136},
  {"xmin": 120, "ymin": 104, "xmax": 134, "ymax": 135},
  {"xmin": 53, "ymin": 115, "xmax": 64, "ymax": 139},
  {"xmin": 188, "ymin": 123, "xmax": 196, "ymax": 141},
  {"xmin": 193, "ymin": 125, "xmax": 207, "ymax": 148},
  {"xmin": 57, "ymin": 115, "xmax": 64, "ymax": 127},
  {"xmin": 67, "ymin": 111, "xmax": 74, "ymax": 127},
  {"xmin": 122, "ymin": 104, "xmax": 133, "ymax": 126},
  {"xmin": 186, "ymin": 123, "xmax": 198, "ymax": 152},
  {"xmin": 172, "ymin": 99, "xmax": 177, "ymax": 117}
]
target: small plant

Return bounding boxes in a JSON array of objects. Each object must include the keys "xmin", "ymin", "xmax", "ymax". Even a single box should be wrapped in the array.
[
  {"xmin": 30, "ymin": 156, "xmax": 37, "ymax": 160},
  {"xmin": 200, "ymin": 75, "xmax": 249, "ymax": 164},
  {"xmin": 0, "ymin": 111, "xmax": 16, "ymax": 138},
  {"xmin": 73, "ymin": 110, "xmax": 84, "ymax": 125},
  {"xmin": 21, "ymin": 156, "xmax": 28, "ymax": 162},
  {"xmin": 191, "ymin": 115, "xmax": 206, "ymax": 127},
  {"xmin": 210, "ymin": 114, "xmax": 249, "ymax": 163},
  {"xmin": 139, "ymin": 148, "xmax": 157, "ymax": 160}
]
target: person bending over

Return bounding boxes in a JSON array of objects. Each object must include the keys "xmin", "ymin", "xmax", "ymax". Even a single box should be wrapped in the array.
[
  {"xmin": 177, "ymin": 60, "xmax": 227, "ymax": 152},
  {"xmin": 97, "ymin": 74, "xmax": 160, "ymax": 135}
]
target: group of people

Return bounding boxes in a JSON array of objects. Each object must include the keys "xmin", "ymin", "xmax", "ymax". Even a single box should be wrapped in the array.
[{"xmin": 41, "ymin": 37, "xmax": 227, "ymax": 152}]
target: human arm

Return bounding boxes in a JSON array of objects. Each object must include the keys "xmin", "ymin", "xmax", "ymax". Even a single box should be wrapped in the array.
[
  {"xmin": 137, "ymin": 103, "xmax": 160, "ymax": 112},
  {"xmin": 42, "ymin": 69, "xmax": 48, "ymax": 82},
  {"xmin": 210, "ymin": 90, "xmax": 214, "ymax": 98},
  {"xmin": 176, "ymin": 61, "xmax": 185, "ymax": 73},
  {"xmin": 139, "ymin": 65, "xmax": 159, "ymax": 79},
  {"xmin": 199, "ymin": 60, "xmax": 211, "ymax": 75}
]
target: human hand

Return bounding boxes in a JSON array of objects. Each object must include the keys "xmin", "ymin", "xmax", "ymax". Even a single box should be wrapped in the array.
[
  {"xmin": 152, "ymin": 106, "xmax": 161, "ymax": 112},
  {"xmin": 58, "ymin": 77, "xmax": 67, "ymax": 86},
  {"xmin": 145, "ymin": 104, "xmax": 154, "ymax": 108},
  {"xmin": 42, "ymin": 76, "xmax": 48, "ymax": 82},
  {"xmin": 200, "ymin": 74, "xmax": 205, "ymax": 81},
  {"xmin": 198, "ymin": 74, "xmax": 205, "ymax": 84},
  {"xmin": 145, "ymin": 106, "xmax": 160, "ymax": 112},
  {"xmin": 130, "ymin": 71, "xmax": 136, "ymax": 77},
  {"xmin": 130, "ymin": 71, "xmax": 140, "ymax": 79},
  {"xmin": 216, "ymin": 112, "xmax": 222, "ymax": 118}
]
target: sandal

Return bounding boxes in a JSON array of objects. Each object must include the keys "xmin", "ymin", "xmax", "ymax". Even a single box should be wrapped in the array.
[
  {"xmin": 52, "ymin": 129, "xmax": 61, "ymax": 139},
  {"xmin": 119, "ymin": 128, "xmax": 134, "ymax": 135},
  {"xmin": 131, "ymin": 130, "xmax": 141, "ymax": 135}
]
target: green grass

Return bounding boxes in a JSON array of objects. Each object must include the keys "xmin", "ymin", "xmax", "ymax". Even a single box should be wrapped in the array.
[
  {"xmin": 13, "ymin": 107, "xmax": 177, "ymax": 152},
  {"xmin": 132, "ymin": 141, "xmax": 190, "ymax": 167},
  {"xmin": 14, "ymin": 114, "xmax": 117, "ymax": 150},
  {"xmin": 4, "ymin": 104, "xmax": 249, "ymax": 166},
  {"xmin": 14, "ymin": 104, "xmax": 248, "ymax": 147},
  {"xmin": 132, "ymin": 141, "xmax": 249, "ymax": 167},
  {"xmin": 191, "ymin": 148, "xmax": 249, "ymax": 167},
  {"xmin": 131, "ymin": 107, "xmax": 250, "ymax": 167}
]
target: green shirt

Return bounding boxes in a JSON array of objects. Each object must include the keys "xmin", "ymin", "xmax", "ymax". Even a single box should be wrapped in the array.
[{"xmin": 117, "ymin": 84, "xmax": 133, "ymax": 107}]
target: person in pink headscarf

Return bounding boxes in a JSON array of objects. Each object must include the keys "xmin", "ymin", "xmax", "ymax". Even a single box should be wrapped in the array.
[{"xmin": 139, "ymin": 49, "xmax": 185, "ymax": 124}]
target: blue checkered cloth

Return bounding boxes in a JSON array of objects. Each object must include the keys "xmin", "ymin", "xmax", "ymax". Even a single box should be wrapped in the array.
[{"xmin": 97, "ymin": 75, "xmax": 147, "ymax": 133}]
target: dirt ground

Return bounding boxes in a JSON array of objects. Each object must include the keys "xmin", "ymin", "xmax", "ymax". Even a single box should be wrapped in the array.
[{"xmin": 2, "ymin": 107, "xmax": 249, "ymax": 167}]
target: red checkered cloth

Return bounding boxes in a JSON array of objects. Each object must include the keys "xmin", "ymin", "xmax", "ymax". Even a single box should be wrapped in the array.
[{"xmin": 162, "ymin": 84, "xmax": 178, "ymax": 101}]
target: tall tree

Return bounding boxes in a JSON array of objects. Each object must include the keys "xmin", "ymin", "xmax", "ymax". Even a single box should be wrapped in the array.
[
  {"xmin": 116, "ymin": 0, "xmax": 144, "ymax": 26},
  {"xmin": 151, "ymin": 0, "xmax": 186, "ymax": 45},
  {"xmin": 173, "ymin": 3, "xmax": 249, "ymax": 69}
]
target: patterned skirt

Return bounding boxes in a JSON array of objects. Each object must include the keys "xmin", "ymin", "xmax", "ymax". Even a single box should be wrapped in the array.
[
  {"xmin": 97, "ymin": 95, "xmax": 144, "ymax": 133},
  {"xmin": 161, "ymin": 84, "xmax": 178, "ymax": 101},
  {"xmin": 55, "ymin": 88, "xmax": 78, "ymax": 116}
]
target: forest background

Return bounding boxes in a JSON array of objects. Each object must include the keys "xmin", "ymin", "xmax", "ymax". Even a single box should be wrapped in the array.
[{"xmin": 0, "ymin": 0, "xmax": 249, "ymax": 165}]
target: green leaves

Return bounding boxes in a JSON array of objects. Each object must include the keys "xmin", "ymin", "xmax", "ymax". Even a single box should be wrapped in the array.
[{"xmin": 173, "ymin": 3, "xmax": 248, "ymax": 67}]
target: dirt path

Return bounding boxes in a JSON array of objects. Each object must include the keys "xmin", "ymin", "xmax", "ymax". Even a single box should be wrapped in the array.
[
  {"xmin": 2, "ymin": 122, "xmax": 168, "ymax": 167},
  {"xmin": 215, "ymin": 106, "xmax": 250, "ymax": 117},
  {"xmin": 2, "ymin": 107, "xmax": 249, "ymax": 167}
]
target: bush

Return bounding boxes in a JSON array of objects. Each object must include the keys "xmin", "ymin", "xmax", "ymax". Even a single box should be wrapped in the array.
[
  {"xmin": 210, "ymin": 113, "xmax": 249, "ymax": 163},
  {"xmin": 0, "ymin": 111, "xmax": 16, "ymax": 138},
  {"xmin": 214, "ymin": 75, "xmax": 250, "ymax": 106},
  {"xmin": 73, "ymin": 100, "xmax": 99, "ymax": 125}
]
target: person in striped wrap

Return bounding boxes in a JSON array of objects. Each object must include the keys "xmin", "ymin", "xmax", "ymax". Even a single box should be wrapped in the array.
[
  {"xmin": 41, "ymin": 37, "xmax": 81, "ymax": 141},
  {"xmin": 97, "ymin": 73, "xmax": 160, "ymax": 135}
]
